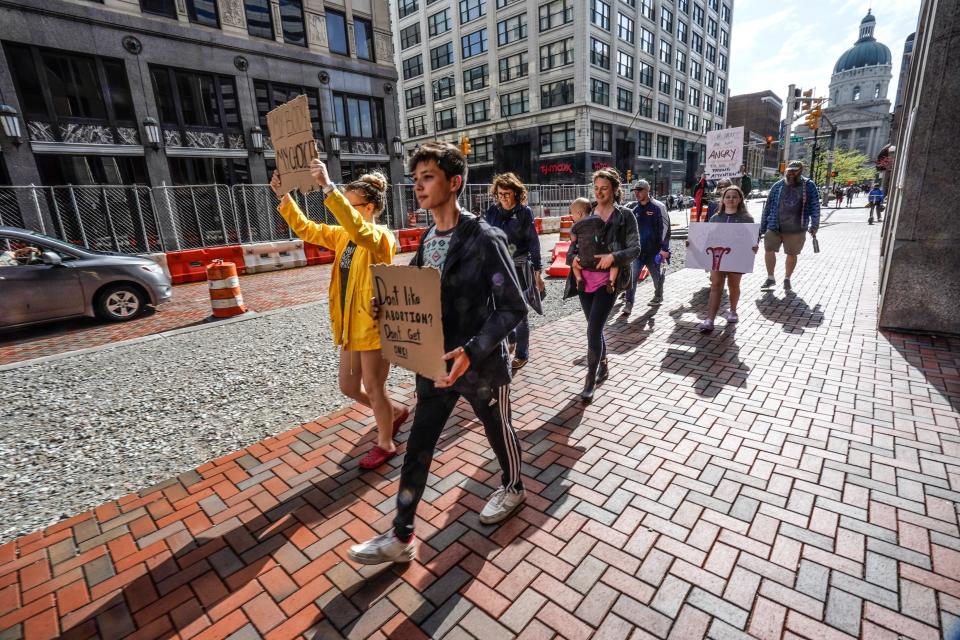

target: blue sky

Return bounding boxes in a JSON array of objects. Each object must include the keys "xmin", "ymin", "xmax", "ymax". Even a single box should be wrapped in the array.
[{"xmin": 728, "ymin": 0, "xmax": 922, "ymax": 107}]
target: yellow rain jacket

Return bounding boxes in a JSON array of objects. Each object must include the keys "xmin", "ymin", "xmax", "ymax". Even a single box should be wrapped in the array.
[{"xmin": 277, "ymin": 190, "xmax": 397, "ymax": 351}]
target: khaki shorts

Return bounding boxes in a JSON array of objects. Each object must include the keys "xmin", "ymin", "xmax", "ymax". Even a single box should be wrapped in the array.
[{"xmin": 764, "ymin": 230, "xmax": 806, "ymax": 256}]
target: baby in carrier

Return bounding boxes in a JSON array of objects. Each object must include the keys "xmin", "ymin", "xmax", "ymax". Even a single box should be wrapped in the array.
[{"xmin": 569, "ymin": 197, "xmax": 618, "ymax": 294}]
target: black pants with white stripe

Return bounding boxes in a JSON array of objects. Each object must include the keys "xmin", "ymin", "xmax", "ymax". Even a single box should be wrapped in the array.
[{"xmin": 392, "ymin": 375, "xmax": 524, "ymax": 540}]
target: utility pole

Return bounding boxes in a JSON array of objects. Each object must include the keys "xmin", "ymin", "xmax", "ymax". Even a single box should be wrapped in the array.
[{"xmin": 781, "ymin": 84, "xmax": 795, "ymax": 173}]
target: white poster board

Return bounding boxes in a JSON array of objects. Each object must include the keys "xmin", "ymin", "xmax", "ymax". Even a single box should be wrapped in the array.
[
  {"xmin": 686, "ymin": 222, "xmax": 761, "ymax": 273},
  {"xmin": 706, "ymin": 126, "xmax": 745, "ymax": 179}
]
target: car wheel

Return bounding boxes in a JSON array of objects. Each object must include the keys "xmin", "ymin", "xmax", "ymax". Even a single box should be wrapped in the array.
[{"xmin": 96, "ymin": 283, "xmax": 146, "ymax": 322}]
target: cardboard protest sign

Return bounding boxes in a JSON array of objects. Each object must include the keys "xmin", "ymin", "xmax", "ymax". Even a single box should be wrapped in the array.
[
  {"xmin": 685, "ymin": 221, "xmax": 761, "ymax": 273},
  {"xmin": 371, "ymin": 264, "xmax": 447, "ymax": 381},
  {"xmin": 705, "ymin": 126, "xmax": 744, "ymax": 179},
  {"xmin": 266, "ymin": 95, "xmax": 320, "ymax": 195}
]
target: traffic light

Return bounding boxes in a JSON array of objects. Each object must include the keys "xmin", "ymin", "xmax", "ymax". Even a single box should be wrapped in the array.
[
  {"xmin": 765, "ymin": 135, "xmax": 774, "ymax": 149},
  {"xmin": 804, "ymin": 104, "xmax": 822, "ymax": 130},
  {"xmin": 626, "ymin": 169, "xmax": 633, "ymax": 182},
  {"xmin": 792, "ymin": 87, "xmax": 802, "ymax": 114},
  {"xmin": 460, "ymin": 135, "xmax": 471, "ymax": 156}
]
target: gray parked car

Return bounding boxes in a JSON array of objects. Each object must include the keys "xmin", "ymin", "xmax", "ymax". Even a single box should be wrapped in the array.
[{"xmin": 0, "ymin": 226, "xmax": 172, "ymax": 329}]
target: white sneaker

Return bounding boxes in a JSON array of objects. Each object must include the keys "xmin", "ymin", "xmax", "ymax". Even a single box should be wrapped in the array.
[
  {"xmin": 724, "ymin": 310, "xmax": 739, "ymax": 323},
  {"xmin": 479, "ymin": 487, "xmax": 526, "ymax": 524},
  {"xmin": 348, "ymin": 531, "xmax": 417, "ymax": 565},
  {"xmin": 698, "ymin": 319, "xmax": 715, "ymax": 333}
]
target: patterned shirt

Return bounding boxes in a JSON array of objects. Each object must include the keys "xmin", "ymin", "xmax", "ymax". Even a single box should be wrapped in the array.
[{"xmin": 421, "ymin": 226, "xmax": 454, "ymax": 269}]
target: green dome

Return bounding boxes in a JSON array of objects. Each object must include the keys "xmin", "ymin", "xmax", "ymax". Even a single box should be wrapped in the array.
[{"xmin": 834, "ymin": 38, "xmax": 892, "ymax": 73}]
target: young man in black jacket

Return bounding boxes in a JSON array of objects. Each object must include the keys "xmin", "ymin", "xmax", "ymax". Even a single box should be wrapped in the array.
[{"xmin": 349, "ymin": 142, "xmax": 529, "ymax": 565}]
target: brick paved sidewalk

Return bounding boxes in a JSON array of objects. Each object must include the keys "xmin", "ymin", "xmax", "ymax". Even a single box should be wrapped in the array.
[{"xmin": 1, "ymin": 210, "xmax": 958, "ymax": 639}]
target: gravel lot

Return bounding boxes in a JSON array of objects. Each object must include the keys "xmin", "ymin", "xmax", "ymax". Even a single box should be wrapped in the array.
[{"xmin": 0, "ymin": 237, "xmax": 686, "ymax": 543}]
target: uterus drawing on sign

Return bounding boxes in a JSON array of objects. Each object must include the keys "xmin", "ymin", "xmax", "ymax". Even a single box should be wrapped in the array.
[{"xmin": 706, "ymin": 246, "xmax": 732, "ymax": 271}]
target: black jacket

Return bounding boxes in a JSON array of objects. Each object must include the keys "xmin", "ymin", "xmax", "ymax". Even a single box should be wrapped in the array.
[
  {"xmin": 564, "ymin": 205, "xmax": 640, "ymax": 298},
  {"xmin": 412, "ymin": 212, "xmax": 527, "ymax": 397}
]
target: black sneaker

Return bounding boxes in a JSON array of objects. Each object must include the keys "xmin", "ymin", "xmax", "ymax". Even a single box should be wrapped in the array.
[
  {"xmin": 650, "ymin": 293, "xmax": 663, "ymax": 306},
  {"xmin": 783, "ymin": 278, "xmax": 792, "ymax": 291},
  {"xmin": 761, "ymin": 277, "xmax": 776, "ymax": 290}
]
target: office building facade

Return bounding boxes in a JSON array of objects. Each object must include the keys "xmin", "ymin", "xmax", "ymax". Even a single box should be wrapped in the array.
[
  {"xmin": 393, "ymin": 0, "xmax": 733, "ymax": 192},
  {"xmin": 0, "ymin": 0, "xmax": 404, "ymax": 188}
]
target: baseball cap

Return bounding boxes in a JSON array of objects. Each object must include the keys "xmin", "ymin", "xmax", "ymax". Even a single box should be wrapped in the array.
[
  {"xmin": 786, "ymin": 161, "xmax": 804, "ymax": 171},
  {"xmin": 633, "ymin": 179, "xmax": 650, "ymax": 190}
]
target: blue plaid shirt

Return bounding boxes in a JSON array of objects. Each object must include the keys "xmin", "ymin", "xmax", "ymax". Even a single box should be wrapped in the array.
[{"xmin": 760, "ymin": 177, "xmax": 821, "ymax": 234}]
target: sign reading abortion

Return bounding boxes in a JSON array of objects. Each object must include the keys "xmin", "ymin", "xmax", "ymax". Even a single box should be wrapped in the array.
[
  {"xmin": 705, "ymin": 126, "xmax": 745, "ymax": 179},
  {"xmin": 685, "ymin": 221, "xmax": 761, "ymax": 273},
  {"xmin": 371, "ymin": 264, "xmax": 447, "ymax": 381},
  {"xmin": 266, "ymin": 95, "xmax": 320, "ymax": 195}
]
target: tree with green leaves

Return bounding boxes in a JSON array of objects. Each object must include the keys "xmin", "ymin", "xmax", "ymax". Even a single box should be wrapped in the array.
[{"xmin": 811, "ymin": 147, "xmax": 876, "ymax": 186}]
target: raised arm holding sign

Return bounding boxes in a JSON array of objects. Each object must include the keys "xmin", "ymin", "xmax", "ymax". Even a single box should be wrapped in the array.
[{"xmin": 266, "ymin": 95, "xmax": 321, "ymax": 195}]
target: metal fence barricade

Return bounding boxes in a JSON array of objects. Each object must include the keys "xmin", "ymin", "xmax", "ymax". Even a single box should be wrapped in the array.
[{"xmin": 164, "ymin": 184, "xmax": 240, "ymax": 249}]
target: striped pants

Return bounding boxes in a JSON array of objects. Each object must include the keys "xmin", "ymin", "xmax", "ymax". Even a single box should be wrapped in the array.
[{"xmin": 392, "ymin": 375, "xmax": 524, "ymax": 540}]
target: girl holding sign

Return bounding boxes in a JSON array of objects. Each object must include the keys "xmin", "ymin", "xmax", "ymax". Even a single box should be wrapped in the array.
[
  {"xmin": 698, "ymin": 185, "xmax": 758, "ymax": 333},
  {"xmin": 271, "ymin": 164, "xmax": 408, "ymax": 470}
]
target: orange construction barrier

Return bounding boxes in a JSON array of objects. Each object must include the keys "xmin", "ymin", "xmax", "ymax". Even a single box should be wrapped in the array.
[
  {"xmin": 533, "ymin": 217, "xmax": 542, "ymax": 235},
  {"xmin": 546, "ymin": 240, "xmax": 571, "ymax": 278},
  {"xmin": 398, "ymin": 227, "xmax": 426, "ymax": 253},
  {"xmin": 206, "ymin": 260, "xmax": 248, "ymax": 319},
  {"xmin": 304, "ymin": 242, "xmax": 335, "ymax": 265},
  {"xmin": 559, "ymin": 215, "xmax": 573, "ymax": 242},
  {"xmin": 165, "ymin": 246, "xmax": 246, "ymax": 284}
]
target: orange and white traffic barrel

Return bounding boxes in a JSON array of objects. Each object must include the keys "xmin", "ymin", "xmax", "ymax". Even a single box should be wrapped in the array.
[
  {"xmin": 559, "ymin": 215, "xmax": 573, "ymax": 241},
  {"xmin": 206, "ymin": 260, "xmax": 248, "ymax": 319}
]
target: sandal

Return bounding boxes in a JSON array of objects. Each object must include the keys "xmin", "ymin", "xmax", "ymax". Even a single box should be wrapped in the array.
[{"xmin": 358, "ymin": 446, "xmax": 398, "ymax": 470}]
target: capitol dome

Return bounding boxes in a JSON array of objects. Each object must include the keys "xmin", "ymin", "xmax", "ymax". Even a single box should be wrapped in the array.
[{"xmin": 833, "ymin": 10, "xmax": 892, "ymax": 73}]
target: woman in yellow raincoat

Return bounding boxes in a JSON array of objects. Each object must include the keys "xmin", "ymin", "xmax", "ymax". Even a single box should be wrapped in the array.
[{"xmin": 271, "ymin": 159, "xmax": 408, "ymax": 469}]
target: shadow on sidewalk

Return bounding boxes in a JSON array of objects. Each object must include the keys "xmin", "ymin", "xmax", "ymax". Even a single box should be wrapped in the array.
[
  {"xmin": 755, "ymin": 290, "xmax": 825, "ymax": 334},
  {"xmin": 885, "ymin": 331, "xmax": 960, "ymax": 414}
]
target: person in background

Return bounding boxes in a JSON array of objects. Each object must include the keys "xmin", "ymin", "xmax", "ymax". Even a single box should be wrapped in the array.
[
  {"xmin": 867, "ymin": 183, "xmax": 885, "ymax": 225},
  {"xmin": 623, "ymin": 180, "xmax": 670, "ymax": 314},
  {"xmin": 271, "ymin": 164, "xmax": 408, "ymax": 471}
]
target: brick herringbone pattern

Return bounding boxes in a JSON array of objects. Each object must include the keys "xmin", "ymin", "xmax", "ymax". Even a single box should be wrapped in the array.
[{"xmin": 1, "ymin": 210, "xmax": 958, "ymax": 639}]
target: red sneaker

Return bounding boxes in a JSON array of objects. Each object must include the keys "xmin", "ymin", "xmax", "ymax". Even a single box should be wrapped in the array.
[
  {"xmin": 392, "ymin": 407, "xmax": 410, "ymax": 437},
  {"xmin": 358, "ymin": 446, "xmax": 397, "ymax": 470}
]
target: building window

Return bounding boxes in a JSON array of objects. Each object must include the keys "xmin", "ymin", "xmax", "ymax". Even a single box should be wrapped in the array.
[
  {"xmin": 704, "ymin": 95, "xmax": 713, "ymax": 112},
  {"xmin": 691, "ymin": 60, "xmax": 702, "ymax": 81},
  {"xmin": 639, "ymin": 61, "xmax": 653, "ymax": 87},
  {"xmin": 245, "ymin": 0, "xmax": 273, "ymax": 38},
  {"xmin": 150, "ymin": 65, "xmax": 241, "ymax": 140},
  {"xmin": 678, "ymin": 0, "xmax": 689, "ymax": 12},
  {"xmin": 541, "ymin": 78, "xmax": 574, "ymax": 108},
  {"xmin": 716, "ymin": 100, "xmax": 724, "ymax": 116},
  {"xmin": 706, "ymin": 43, "xmax": 716, "ymax": 62},
  {"xmin": 497, "ymin": 0, "xmax": 523, "ymax": 7},
  {"xmin": 638, "ymin": 95, "xmax": 652, "ymax": 118},
  {"xmin": 400, "ymin": 24, "xmax": 421, "ymax": 50},
  {"xmin": 677, "ymin": 21, "xmax": 687, "ymax": 43},
  {"xmin": 617, "ymin": 87, "xmax": 633, "ymax": 112},
  {"xmin": 539, "ymin": 0, "xmax": 573, "ymax": 31},
  {"xmin": 591, "ymin": 38, "xmax": 610, "ymax": 69},
  {"xmin": 640, "ymin": 0, "xmax": 653, "ymax": 20},
  {"xmin": 721, "ymin": 3, "xmax": 730, "ymax": 23},
  {"xmin": 719, "ymin": 53, "xmax": 727, "ymax": 71},
  {"xmin": 693, "ymin": 2, "xmax": 704, "ymax": 25},
  {"xmin": 540, "ymin": 121, "xmax": 575, "ymax": 153},
  {"xmin": 661, "ymin": 8, "xmax": 673, "ymax": 32},
  {"xmin": 461, "ymin": 29, "xmax": 488, "ymax": 58},
  {"xmin": 407, "ymin": 114, "xmax": 427, "ymax": 137},
  {"xmin": 676, "ymin": 50, "xmax": 687, "ymax": 73},
  {"xmin": 430, "ymin": 42, "xmax": 454, "ymax": 70},
  {"xmin": 659, "ymin": 39, "xmax": 672, "ymax": 64},
  {"xmin": 460, "ymin": 0, "xmax": 486, "ymax": 23},
  {"xmin": 591, "ymin": 0, "xmax": 610, "ymax": 30},
  {"xmin": 497, "ymin": 13, "xmax": 527, "ymax": 45},
  {"xmin": 638, "ymin": 130, "xmax": 652, "ymax": 156},
  {"xmin": 590, "ymin": 78, "xmax": 610, "ymax": 106},
  {"xmin": 675, "ymin": 79, "xmax": 685, "ymax": 101},
  {"xmin": 402, "ymin": 54, "xmax": 423, "ymax": 80},
  {"xmin": 463, "ymin": 64, "xmax": 489, "ymax": 92},
  {"xmin": 428, "ymin": 9, "xmax": 452, "ymax": 36},
  {"xmin": 354, "ymin": 17, "xmax": 374, "ymax": 60},
  {"xmin": 140, "ymin": 0, "xmax": 177, "ymax": 18},
  {"xmin": 707, "ymin": 17, "xmax": 718, "ymax": 37},
  {"xmin": 432, "ymin": 76, "xmax": 456, "ymax": 100},
  {"xmin": 673, "ymin": 138, "xmax": 685, "ymax": 160},
  {"xmin": 326, "ymin": 10, "xmax": 349, "ymax": 55},
  {"xmin": 498, "ymin": 51, "xmax": 529, "ymax": 81},
  {"xmin": 617, "ymin": 13, "xmax": 634, "ymax": 43},
  {"xmin": 468, "ymin": 135, "xmax": 493, "ymax": 162},
  {"xmin": 500, "ymin": 89, "xmax": 529, "ymax": 116},
  {"xmin": 332, "ymin": 93, "xmax": 386, "ymax": 139},
  {"xmin": 874, "ymin": 84, "xmax": 881, "ymax": 99},
  {"xmin": 640, "ymin": 28, "xmax": 654, "ymax": 55},
  {"xmin": 689, "ymin": 87, "xmax": 701, "ymax": 107},
  {"xmin": 186, "ymin": 0, "xmax": 219, "ymax": 27},
  {"xmin": 718, "ymin": 76, "xmax": 726, "ymax": 93},
  {"xmin": 659, "ymin": 71, "xmax": 671, "ymax": 94},
  {"xmin": 464, "ymin": 99, "xmax": 490, "ymax": 124},
  {"xmin": 688, "ymin": 113, "xmax": 699, "ymax": 131},
  {"xmin": 692, "ymin": 32, "xmax": 703, "ymax": 53},
  {"xmin": 398, "ymin": 0, "xmax": 418, "ymax": 19},
  {"xmin": 720, "ymin": 29, "xmax": 728, "ymax": 47},
  {"xmin": 405, "ymin": 85, "xmax": 426, "ymax": 109},
  {"xmin": 657, "ymin": 101, "xmax": 669, "ymax": 123},
  {"xmin": 591, "ymin": 121, "xmax": 611, "ymax": 151},
  {"xmin": 852, "ymin": 86, "xmax": 861, "ymax": 101},
  {"xmin": 617, "ymin": 51, "xmax": 633, "ymax": 79},
  {"xmin": 254, "ymin": 80, "xmax": 322, "ymax": 147},
  {"xmin": 435, "ymin": 107, "xmax": 457, "ymax": 131},
  {"xmin": 540, "ymin": 38, "xmax": 574, "ymax": 70},
  {"xmin": 278, "ymin": 0, "xmax": 306, "ymax": 46},
  {"xmin": 656, "ymin": 134, "xmax": 668, "ymax": 158},
  {"xmin": 705, "ymin": 68, "xmax": 715, "ymax": 88},
  {"xmin": 674, "ymin": 107, "xmax": 684, "ymax": 127}
]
